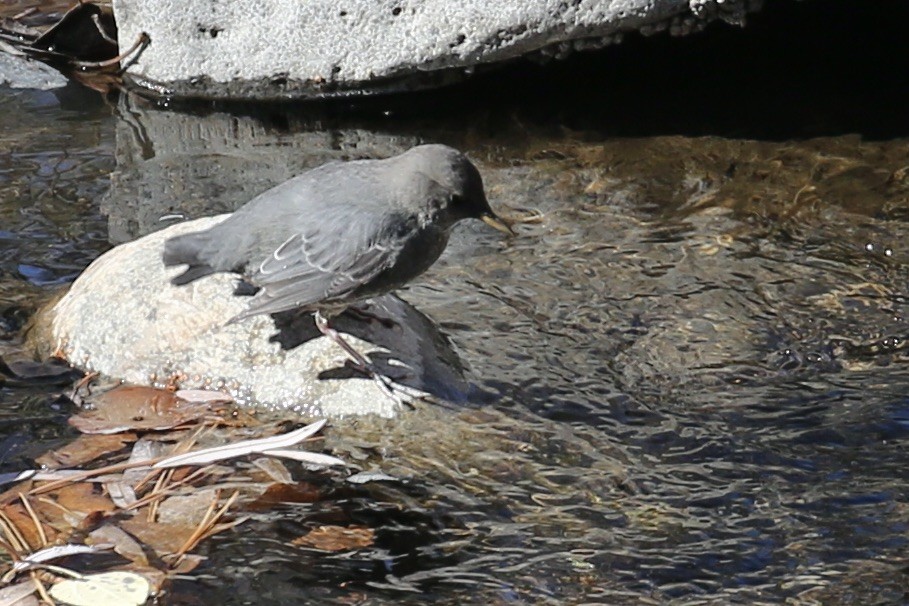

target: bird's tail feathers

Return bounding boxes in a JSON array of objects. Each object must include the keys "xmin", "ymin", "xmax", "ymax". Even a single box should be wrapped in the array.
[{"xmin": 163, "ymin": 231, "xmax": 216, "ymax": 286}]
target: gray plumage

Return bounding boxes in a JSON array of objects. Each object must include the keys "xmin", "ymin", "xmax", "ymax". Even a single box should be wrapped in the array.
[{"xmin": 162, "ymin": 144, "xmax": 510, "ymax": 324}]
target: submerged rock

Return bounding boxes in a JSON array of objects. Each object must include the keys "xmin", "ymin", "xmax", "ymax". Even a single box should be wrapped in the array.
[
  {"xmin": 37, "ymin": 217, "xmax": 468, "ymax": 417},
  {"xmin": 113, "ymin": 0, "xmax": 763, "ymax": 100}
]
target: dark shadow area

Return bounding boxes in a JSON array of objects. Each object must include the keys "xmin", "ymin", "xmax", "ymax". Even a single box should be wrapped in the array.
[
  {"xmin": 155, "ymin": 0, "xmax": 909, "ymax": 141},
  {"xmin": 265, "ymin": 295, "xmax": 470, "ymax": 402}
]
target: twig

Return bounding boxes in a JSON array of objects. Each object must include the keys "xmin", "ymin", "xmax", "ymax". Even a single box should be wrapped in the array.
[
  {"xmin": 17, "ymin": 494, "xmax": 46, "ymax": 547},
  {"xmin": 171, "ymin": 490, "xmax": 240, "ymax": 566},
  {"xmin": 133, "ymin": 422, "xmax": 208, "ymax": 492},
  {"xmin": 28, "ymin": 458, "xmax": 165, "ymax": 496},
  {"xmin": 128, "ymin": 465, "xmax": 214, "ymax": 513},
  {"xmin": 30, "ymin": 571, "xmax": 54, "ymax": 605},
  {"xmin": 145, "ymin": 467, "xmax": 174, "ymax": 522},
  {"xmin": 91, "ymin": 14, "xmax": 116, "ymax": 44},
  {"xmin": 11, "ymin": 7, "xmax": 38, "ymax": 20},
  {"xmin": 0, "ymin": 508, "xmax": 31, "ymax": 553},
  {"xmin": 0, "ymin": 537, "xmax": 21, "ymax": 561},
  {"xmin": 69, "ymin": 371, "xmax": 99, "ymax": 400},
  {"xmin": 73, "ymin": 31, "xmax": 149, "ymax": 70},
  {"xmin": 172, "ymin": 493, "xmax": 220, "ymax": 561}
]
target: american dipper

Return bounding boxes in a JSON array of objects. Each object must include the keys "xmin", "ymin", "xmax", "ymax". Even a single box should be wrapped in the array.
[{"xmin": 162, "ymin": 144, "xmax": 512, "ymax": 399}]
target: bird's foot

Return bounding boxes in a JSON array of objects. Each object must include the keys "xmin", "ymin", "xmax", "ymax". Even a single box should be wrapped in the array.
[
  {"xmin": 315, "ymin": 310, "xmax": 420, "ymax": 409},
  {"xmin": 340, "ymin": 360, "xmax": 418, "ymax": 408},
  {"xmin": 369, "ymin": 372, "xmax": 420, "ymax": 410}
]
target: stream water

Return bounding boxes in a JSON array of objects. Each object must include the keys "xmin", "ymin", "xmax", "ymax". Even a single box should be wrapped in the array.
[{"xmin": 3, "ymin": 1, "xmax": 909, "ymax": 604}]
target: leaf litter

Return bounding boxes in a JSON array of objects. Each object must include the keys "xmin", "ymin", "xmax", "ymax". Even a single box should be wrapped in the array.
[
  {"xmin": 0, "ymin": 380, "xmax": 368, "ymax": 605},
  {"xmin": 0, "ymin": 1, "xmax": 149, "ymax": 93}
]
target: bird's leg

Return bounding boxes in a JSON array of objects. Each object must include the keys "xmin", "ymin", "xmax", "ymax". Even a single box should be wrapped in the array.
[
  {"xmin": 314, "ymin": 311, "xmax": 373, "ymax": 371},
  {"xmin": 313, "ymin": 311, "xmax": 417, "ymax": 408}
]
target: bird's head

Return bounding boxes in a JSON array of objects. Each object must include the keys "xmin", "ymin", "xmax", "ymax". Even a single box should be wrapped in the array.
[{"xmin": 410, "ymin": 144, "xmax": 514, "ymax": 235}]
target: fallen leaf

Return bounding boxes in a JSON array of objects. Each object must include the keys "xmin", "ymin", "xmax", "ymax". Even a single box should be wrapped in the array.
[
  {"xmin": 30, "ymin": 3, "xmax": 117, "ymax": 61},
  {"xmin": 174, "ymin": 390, "xmax": 233, "ymax": 404},
  {"xmin": 36, "ymin": 434, "xmax": 136, "ymax": 469},
  {"xmin": 155, "ymin": 490, "xmax": 219, "ymax": 527},
  {"xmin": 123, "ymin": 566, "xmax": 168, "ymax": 595},
  {"xmin": 0, "ymin": 579, "xmax": 39, "ymax": 605},
  {"xmin": 70, "ymin": 386, "xmax": 223, "ymax": 434},
  {"xmin": 166, "ymin": 554, "xmax": 204, "ymax": 575},
  {"xmin": 121, "ymin": 438, "xmax": 172, "ymax": 487},
  {"xmin": 260, "ymin": 449, "xmax": 346, "ymax": 468},
  {"xmin": 0, "ymin": 502, "xmax": 58, "ymax": 548},
  {"xmin": 346, "ymin": 471, "xmax": 399, "ymax": 484},
  {"xmin": 0, "ymin": 356, "xmax": 81, "ymax": 387},
  {"xmin": 103, "ymin": 480, "xmax": 137, "ymax": 509},
  {"xmin": 54, "ymin": 483, "xmax": 116, "ymax": 516},
  {"xmin": 48, "ymin": 571, "xmax": 150, "ymax": 606},
  {"xmin": 291, "ymin": 525, "xmax": 374, "ymax": 551},
  {"xmin": 118, "ymin": 519, "xmax": 196, "ymax": 558},
  {"xmin": 0, "ymin": 472, "xmax": 35, "ymax": 490},
  {"xmin": 249, "ymin": 457, "xmax": 293, "ymax": 484},
  {"xmin": 152, "ymin": 420, "xmax": 337, "ymax": 469},
  {"xmin": 12, "ymin": 544, "xmax": 108, "ymax": 572},
  {"xmin": 88, "ymin": 525, "xmax": 148, "ymax": 567},
  {"xmin": 247, "ymin": 482, "xmax": 323, "ymax": 511}
]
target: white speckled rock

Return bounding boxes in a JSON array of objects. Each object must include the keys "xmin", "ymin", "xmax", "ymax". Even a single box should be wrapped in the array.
[
  {"xmin": 0, "ymin": 53, "xmax": 68, "ymax": 90},
  {"xmin": 113, "ymin": 0, "xmax": 762, "ymax": 99},
  {"xmin": 44, "ymin": 217, "xmax": 468, "ymax": 418}
]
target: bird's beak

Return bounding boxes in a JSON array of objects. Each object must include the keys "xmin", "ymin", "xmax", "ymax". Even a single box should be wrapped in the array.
[{"xmin": 481, "ymin": 212, "xmax": 516, "ymax": 236}]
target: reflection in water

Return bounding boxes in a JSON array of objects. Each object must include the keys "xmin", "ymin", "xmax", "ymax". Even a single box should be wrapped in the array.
[{"xmin": 4, "ymin": 8, "xmax": 909, "ymax": 600}]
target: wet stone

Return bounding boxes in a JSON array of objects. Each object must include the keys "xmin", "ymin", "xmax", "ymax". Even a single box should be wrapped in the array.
[{"xmin": 35, "ymin": 216, "xmax": 469, "ymax": 417}]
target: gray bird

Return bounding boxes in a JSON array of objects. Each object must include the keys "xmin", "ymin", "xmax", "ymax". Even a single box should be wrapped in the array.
[{"xmin": 162, "ymin": 144, "xmax": 512, "ymax": 397}]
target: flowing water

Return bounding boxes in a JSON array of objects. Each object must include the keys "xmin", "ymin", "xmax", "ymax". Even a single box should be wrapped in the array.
[{"xmin": 3, "ymin": 2, "xmax": 909, "ymax": 604}]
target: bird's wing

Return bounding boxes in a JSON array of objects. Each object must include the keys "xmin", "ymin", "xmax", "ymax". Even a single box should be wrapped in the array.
[{"xmin": 232, "ymin": 208, "xmax": 416, "ymax": 321}]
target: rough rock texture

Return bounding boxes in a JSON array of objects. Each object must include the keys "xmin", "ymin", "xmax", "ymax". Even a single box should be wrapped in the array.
[
  {"xmin": 0, "ymin": 53, "xmax": 67, "ymax": 90},
  {"xmin": 41, "ymin": 217, "xmax": 468, "ymax": 418},
  {"xmin": 113, "ymin": 0, "xmax": 763, "ymax": 99}
]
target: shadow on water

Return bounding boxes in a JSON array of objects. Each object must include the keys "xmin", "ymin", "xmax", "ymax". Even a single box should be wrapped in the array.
[
  {"xmin": 159, "ymin": 0, "xmax": 909, "ymax": 141},
  {"xmin": 3, "ymin": 0, "xmax": 909, "ymax": 603}
]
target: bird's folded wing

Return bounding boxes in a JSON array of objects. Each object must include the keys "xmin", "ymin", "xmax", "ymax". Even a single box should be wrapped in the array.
[{"xmin": 232, "ymin": 211, "xmax": 413, "ymax": 320}]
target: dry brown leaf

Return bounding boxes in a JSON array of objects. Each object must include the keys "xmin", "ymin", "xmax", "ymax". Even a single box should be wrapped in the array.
[
  {"xmin": 0, "ymin": 480, "xmax": 34, "ymax": 507},
  {"xmin": 53, "ymin": 482, "xmax": 117, "ymax": 517},
  {"xmin": 118, "ymin": 519, "xmax": 197, "ymax": 558},
  {"xmin": 155, "ymin": 490, "xmax": 220, "ymax": 527},
  {"xmin": 0, "ymin": 503, "xmax": 56, "ymax": 549},
  {"xmin": 69, "ymin": 386, "xmax": 225, "ymax": 434},
  {"xmin": 166, "ymin": 554, "xmax": 204, "ymax": 575},
  {"xmin": 291, "ymin": 525, "xmax": 374, "ymax": 551},
  {"xmin": 249, "ymin": 457, "xmax": 293, "ymax": 484},
  {"xmin": 35, "ymin": 433, "xmax": 137, "ymax": 469},
  {"xmin": 88, "ymin": 524, "xmax": 148, "ymax": 567},
  {"xmin": 247, "ymin": 482, "xmax": 323, "ymax": 511}
]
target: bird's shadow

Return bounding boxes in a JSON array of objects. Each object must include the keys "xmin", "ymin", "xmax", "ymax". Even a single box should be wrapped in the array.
[
  {"xmin": 235, "ymin": 279, "xmax": 395, "ymax": 379},
  {"xmin": 262, "ymin": 295, "xmax": 470, "ymax": 401},
  {"xmin": 266, "ymin": 309, "xmax": 388, "ymax": 380}
]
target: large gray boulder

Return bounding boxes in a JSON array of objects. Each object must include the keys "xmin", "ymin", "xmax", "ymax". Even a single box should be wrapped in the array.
[
  {"xmin": 40, "ymin": 217, "xmax": 468, "ymax": 417},
  {"xmin": 113, "ymin": 0, "xmax": 762, "ymax": 99}
]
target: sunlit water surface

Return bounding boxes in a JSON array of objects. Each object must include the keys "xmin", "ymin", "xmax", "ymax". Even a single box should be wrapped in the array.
[{"xmin": 2, "ymin": 75, "xmax": 909, "ymax": 606}]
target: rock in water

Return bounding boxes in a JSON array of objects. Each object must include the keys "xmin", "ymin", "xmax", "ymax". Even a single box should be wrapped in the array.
[{"xmin": 37, "ymin": 217, "xmax": 468, "ymax": 418}]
